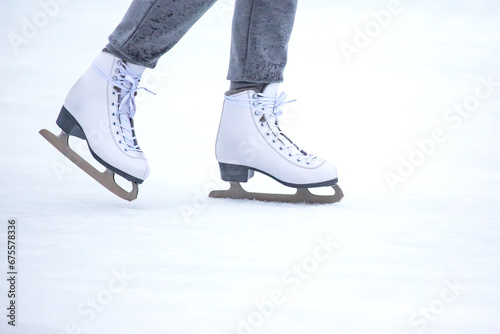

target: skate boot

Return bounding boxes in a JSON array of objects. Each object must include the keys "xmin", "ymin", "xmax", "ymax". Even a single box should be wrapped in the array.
[
  {"xmin": 210, "ymin": 83, "xmax": 343, "ymax": 203},
  {"xmin": 39, "ymin": 51, "xmax": 152, "ymax": 201}
]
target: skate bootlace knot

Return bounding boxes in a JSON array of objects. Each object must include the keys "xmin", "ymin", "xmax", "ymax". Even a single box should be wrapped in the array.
[
  {"xmin": 225, "ymin": 91, "xmax": 318, "ymax": 164},
  {"xmin": 93, "ymin": 60, "xmax": 155, "ymax": 118},
  {"xmin": 93, "ymin": 60, "xmax": 155, "ymax": 152},
  {"xmin": 253, "ymin": 91, "xmax": 295, "ymax": 117}
]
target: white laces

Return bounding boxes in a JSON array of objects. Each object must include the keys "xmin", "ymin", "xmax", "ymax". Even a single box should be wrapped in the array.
[
  {"xmin": 93, "ymin": 59, "xmax": 155, "ymax": 152},
  {"xmin": 225, "ymin": 90, "xmax": 318, "ymax": 164}
]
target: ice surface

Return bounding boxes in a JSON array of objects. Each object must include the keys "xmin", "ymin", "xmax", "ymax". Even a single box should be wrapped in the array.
[{"xmin": 1, "ymin": 1, "xmax": 499, "ymax": 333}]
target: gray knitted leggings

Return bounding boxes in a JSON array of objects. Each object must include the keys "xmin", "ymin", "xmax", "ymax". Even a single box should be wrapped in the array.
[{"xmin": 106, "ymin": 0, "xmax": 298, "ymax": 83}]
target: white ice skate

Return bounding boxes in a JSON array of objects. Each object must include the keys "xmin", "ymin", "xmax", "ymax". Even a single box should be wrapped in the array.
[
  {"xmin": 210, "ymin": 83, "xmax": 343, "ymax": 204},
  {"xmin": 40, "ymin": 51, "xmax": 152, "ymax": 201}
]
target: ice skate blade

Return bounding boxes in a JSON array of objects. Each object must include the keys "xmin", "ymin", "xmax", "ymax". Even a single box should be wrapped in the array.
[
  {"xmin": 39, "ymin": 129, "xmax": 138, "ymax": 201},
  {"xmin": 209, "ymin": 182, "xmax": 344, "ymax": 204}
]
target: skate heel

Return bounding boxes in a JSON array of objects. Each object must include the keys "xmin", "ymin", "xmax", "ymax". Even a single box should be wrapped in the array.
[
  {"xmin": 219, "ymin": 163, "xmax": 254, "ymax": 182},
  {"xmin": 56, "ymin": 106, "xmax": 86, "ymax": 139}
]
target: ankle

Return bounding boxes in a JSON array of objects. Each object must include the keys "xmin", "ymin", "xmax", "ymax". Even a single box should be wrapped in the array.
[{"xmin": 230, "ymin": 81, "xmax": 268, "ymax": 93}]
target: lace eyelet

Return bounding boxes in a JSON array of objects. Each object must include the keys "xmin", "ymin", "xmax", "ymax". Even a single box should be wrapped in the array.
[
  {"xmin": 272, "ymin": 139, "xmax": 276, "ymax": 143},
  {"xmin": 289, "ymin": 153, "xmax": 292, "ymax": 157},
  {"xmin": 117, "ymin": 60, "xmax": 122, "ymax": 66},
  {"xmin": 113, "ymin": 122, "xmax": 116, "ymax": 125},
  {"xmin": 279, "ymin": 147, "xmax": 283, "ymax": 150},
  {"xmin": 260, "ymin": 123, "xmax": 264, "ymax": 127},
  {"xmin": 124, "ymin": 148, "xmax": 128, "ymax": 152},
  {"xmin": 254, "ymin": 110, "xmax": 261, "ymax": 116},
  {"xmin": 112, "ymin": 103, "xmax": 115, "ymax": 106},
  {"xmin": 112, "ymin": 76, "xmax": 118, "ymax": 81},
  {"xmin": 115, "ymin": 68, "xmax": 120, "ymax": 73},
  {"xmin": 306, "ymin": 162, "xmax": 311, "ymax": 165},
  {"xmin": 112, "ymin": 92, "xmax": 116, "ymax": 95},
  {"xmin": 266, "ymin": 133, "xmax": 270, "ymax": 136},
  {"xmin": 116, "ymin": 131, "xmax": 119, "ymax": 135},
  {"xmin": 253, "ymin": 93, "xmax": 259, "ymax": 99},
  {"xmin": 119, "ymin": 140, "xmax": 122, "ymax": 144},
  {"xmin": 297, "ymin": 159, "xmax": 301, "ymax": 162},
  {"xmin": 253, "ymin": 102, "xmax": 259, "ymax": 106},
  {"xmin": 112, "ymin": 113, "xmax": 115, "ymax": 116}
]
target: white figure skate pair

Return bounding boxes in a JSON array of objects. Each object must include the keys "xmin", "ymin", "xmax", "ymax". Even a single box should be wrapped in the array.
[{"xmin": 40, "ymin": 52, "xmax": 343, "ymax": 203}]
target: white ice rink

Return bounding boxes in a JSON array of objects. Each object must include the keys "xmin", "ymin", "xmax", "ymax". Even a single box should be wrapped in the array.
[{"xmin": 1, "ymin": 0, "xmax": 499, "ymax": 333}]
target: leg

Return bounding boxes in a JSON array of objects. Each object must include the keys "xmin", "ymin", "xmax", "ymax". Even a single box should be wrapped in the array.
[
  {"xmin": 213, "ymin": 0, "xmax": 342, "ymax": 203},
  {"xmin": 42, "ymin": 0, "xmax": 218, "ymax": 200},
  {"xmin": 228, "ymin": 0, "xmax": 298, "ymax": 89},
  {"xmin": 107, "ymin": 0, "xmax": 218, "ymax": 68}
]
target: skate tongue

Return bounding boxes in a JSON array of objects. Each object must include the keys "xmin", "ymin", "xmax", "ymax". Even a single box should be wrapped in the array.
[
  {"xmin": 262, "ymin": 83, "xmax": 279, "ymax": 97},
  {"xmin": 126, "ymin": 62, "xmax": 146, "ymax": 76}
]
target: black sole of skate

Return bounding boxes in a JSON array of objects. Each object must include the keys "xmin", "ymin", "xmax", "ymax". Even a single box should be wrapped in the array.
[
  {"xmin": 39, "ymin": 106, "xmax": 141, "ymax": 201},
  {"xmin": 209, "ymin": 162, "xmax": 344, "ymax": 204}
]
